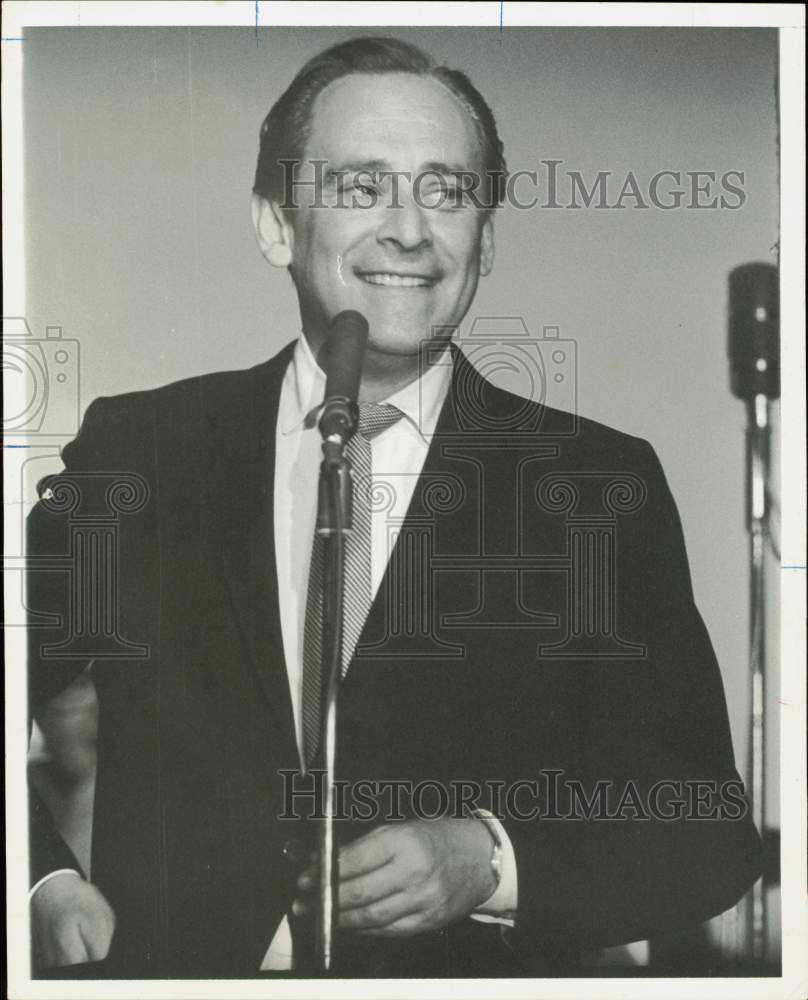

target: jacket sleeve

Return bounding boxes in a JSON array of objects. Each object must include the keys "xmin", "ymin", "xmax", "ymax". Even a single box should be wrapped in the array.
[
  {"xmin": 29, "ymin": 787, "xmax": 85, "ymax": 887},
  {"xmin": 504, "ymin": 438, "xmax": 762, "ymax": 966},
  {"xmin": 27, "ymin": 396, "xmax": 128, "ymax": 887}
]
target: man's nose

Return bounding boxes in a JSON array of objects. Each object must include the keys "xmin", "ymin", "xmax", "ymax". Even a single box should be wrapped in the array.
[{"xmin": 376, "ymin": 197, "xmax": 432, "ymax": 253}]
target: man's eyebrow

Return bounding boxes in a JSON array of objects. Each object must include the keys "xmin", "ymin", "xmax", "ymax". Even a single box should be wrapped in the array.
[
  {"xmin": 419, "ymin": 161, "xmax": 477, "ymax": 177},
  {"xmin": 324, "ymin": 159, "xmax": 390, "ymax": 180},
  {"xmin": 323, "ymin": 160, "xmax": 477, "ymax": 180}
]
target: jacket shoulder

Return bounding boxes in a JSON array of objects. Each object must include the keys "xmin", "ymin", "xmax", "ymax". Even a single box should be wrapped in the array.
[
  {"xmin": 88, "ymin": 350, "xmax": 287, "ymax": 422},
  {"xmin": 557, "ymin": 409, "xmax": 655, "ymax": 464},
  {"xmin": 79, "ymin": 344, "xmax": 292, "ymax": 432},
  {"xmin": 486, "ymin": 380, "xmax": 657, "ymax": 467},
  {"xmin": 62, "ymin": 343, "xmax": 295, "ymax": 470}
]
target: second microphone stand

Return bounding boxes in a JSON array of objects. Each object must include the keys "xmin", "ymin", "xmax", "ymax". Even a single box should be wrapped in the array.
[{"xmin": 745, "ymin": 392, "xmax": 771, "ymax": 963}]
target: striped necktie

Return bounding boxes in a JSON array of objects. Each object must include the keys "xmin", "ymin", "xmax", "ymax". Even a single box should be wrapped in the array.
[{"xmin": 302, "ymin": 402, "xmax": 402, "ymax": 767}]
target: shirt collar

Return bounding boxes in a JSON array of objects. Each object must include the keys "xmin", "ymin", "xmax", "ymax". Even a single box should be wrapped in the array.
[
  {"xmin": 279, "ymin": 333, "xmax": 324, "ymax": 435},
  {"xmin": 280, "ymin": 332, "xmax": 453, "ymax": 442}
]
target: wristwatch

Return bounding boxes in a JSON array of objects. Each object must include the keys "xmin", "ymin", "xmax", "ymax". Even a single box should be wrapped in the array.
[{"xmin": 476, "ymin": 812, "xmax": 503, "ymax": 890}]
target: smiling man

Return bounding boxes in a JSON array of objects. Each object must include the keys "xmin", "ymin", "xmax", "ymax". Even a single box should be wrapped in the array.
[
  {"xmin": 27, "ymin": 36, "xmax": 761, "ymax": 979},
  {"xmin": 252, "ymin": 66, "xmax": 497, "ymax": 396}
]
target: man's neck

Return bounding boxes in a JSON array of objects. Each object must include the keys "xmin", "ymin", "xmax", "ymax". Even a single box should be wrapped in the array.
[
  {"xmin": 356, "ymin": 346, "xmax": 430, "ymax": 403},
  {"xmin": 302, "ymin": 329, "xmax": 453, "ymax": 404}
]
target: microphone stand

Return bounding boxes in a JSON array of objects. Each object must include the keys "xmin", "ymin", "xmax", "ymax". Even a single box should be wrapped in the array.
[
  {"xmin": 726, "ymin": 262, "xmax": 778, "ymax": 967},
  {"xmin": 745, "ymin": 392, "xmax": 771, "ymax": 963},
  {"xmin": 312, "ymin": 427, "xmax": 355, "ymax": 972}
]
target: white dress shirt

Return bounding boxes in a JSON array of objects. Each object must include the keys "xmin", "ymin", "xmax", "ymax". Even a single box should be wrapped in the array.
[{"xmin": 264, "ymin": 335, "xmax": 517, "ymax": 970}]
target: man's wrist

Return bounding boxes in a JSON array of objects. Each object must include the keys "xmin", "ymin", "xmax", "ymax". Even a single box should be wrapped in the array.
[
  {"xmin": 470, "ymin": 812, "xmax": 518, "ymax": 920},
  {"xmin": 29, "ymin": 869, "xmax": 82, "ymax": 904},
  {"xmin": 475, "ymin": 814, "xmax": 503, "ymax": 898}
]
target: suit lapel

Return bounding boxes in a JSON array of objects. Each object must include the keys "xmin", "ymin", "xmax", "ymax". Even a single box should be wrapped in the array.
[
  {"xmin": 348, "ymin": 345, "xmax": 563, "ymax": 667},
  {"xmin": 344, "ymin": 347, "xmax": 490, "ymax": 666},
  {"xmin": 203, "ymin": 343, "xmax": 297, "ymax": 758}
]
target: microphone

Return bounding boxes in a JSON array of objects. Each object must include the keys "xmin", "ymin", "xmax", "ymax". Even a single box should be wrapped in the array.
[
  {"xmin": 728, "ymin": 262, "xmax": 779, "ymax": 401},
  {"xmin": 317, "ymin": 310, "xmax": 369, "ymax": 445}
]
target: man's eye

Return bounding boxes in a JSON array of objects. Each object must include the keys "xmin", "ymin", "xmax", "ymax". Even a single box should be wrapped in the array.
[
  {"xmin": 418, "ymin": 180, "xmax": 469, "ymax": 209},
  {"xmin": 443, "ymin": 184, "xmax": 470, "ymax": 208},
  {"xmin": 336, "ymin": 176, "xmax": 379, "ymax": 198}
]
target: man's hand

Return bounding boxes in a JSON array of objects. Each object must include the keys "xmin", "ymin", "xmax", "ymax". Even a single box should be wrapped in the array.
[
  {"xmin": 294, "ymin": 818, "xmax": 496, "ymax": 937},
  {"xmin": 31, "ymin": 874, "xmax": 116, "ymax": 968}
]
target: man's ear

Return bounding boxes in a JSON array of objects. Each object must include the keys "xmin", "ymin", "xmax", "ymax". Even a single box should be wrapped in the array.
[
  {"xmin": 251, "ymin": 194, "xmax": 294, "ymax": 269},
  {"xmin": 479, "ymin": 215, "xmax": 495, "ymax": 277}
]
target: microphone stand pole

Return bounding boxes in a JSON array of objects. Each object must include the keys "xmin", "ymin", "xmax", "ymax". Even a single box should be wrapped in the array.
[
  {"xmin": 745, "ymin": 392, "xmax": 770, "ymax": 963},
  {"xmin": 313, "ymin": 435, "xmax": 354, "ymax": 972}
]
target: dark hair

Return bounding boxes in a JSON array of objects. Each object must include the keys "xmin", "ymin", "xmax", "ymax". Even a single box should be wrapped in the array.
[{"xmin": 253, "ymin": 36, "xmax": 507, "ymax": 208}]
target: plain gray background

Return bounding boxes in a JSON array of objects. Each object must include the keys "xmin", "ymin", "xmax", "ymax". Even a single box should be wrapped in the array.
[{"xmin": 22, "ymin": 26, "xmax": 780, "ymax": 844}]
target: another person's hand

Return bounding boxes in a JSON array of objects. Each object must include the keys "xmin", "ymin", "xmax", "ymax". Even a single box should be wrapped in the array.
[
  {"xmin": 31, "ymin": 874, "xmax": 116, "ymax": 968},
  {"xmin": 294, "ymin": 818, "xmax": 496, "ymax": 936}
]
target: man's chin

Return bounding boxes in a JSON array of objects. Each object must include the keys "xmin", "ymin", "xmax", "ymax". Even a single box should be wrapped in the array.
[{"xmin": 364, "ymin": 324, "xmax": 456, "ymax": 358}]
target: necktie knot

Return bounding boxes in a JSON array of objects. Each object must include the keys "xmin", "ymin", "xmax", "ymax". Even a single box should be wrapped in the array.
[{"xmin": 357, "ymin": 402, "xmax": 402, "ymax": 441}]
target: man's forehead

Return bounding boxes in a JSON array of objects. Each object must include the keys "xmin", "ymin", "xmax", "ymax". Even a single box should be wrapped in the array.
[{"xmin": 304, "ymin": 72, "xmax": 482, "ymax": 171}]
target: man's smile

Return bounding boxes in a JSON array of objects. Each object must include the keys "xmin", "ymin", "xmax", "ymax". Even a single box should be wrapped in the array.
[{"xmin": 355, "ymin": 270, "xmax": 439, "ymax": 288}]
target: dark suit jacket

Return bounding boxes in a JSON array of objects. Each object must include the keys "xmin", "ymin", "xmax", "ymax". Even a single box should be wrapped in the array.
[{"xmin": 27, "ymin": 342, "xmax": 761, "ymax": 977}]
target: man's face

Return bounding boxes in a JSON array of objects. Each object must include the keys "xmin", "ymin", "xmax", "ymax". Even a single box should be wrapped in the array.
[{"xmin": 284, "ymin": 72, "xmax": 494, "ymax": 359}]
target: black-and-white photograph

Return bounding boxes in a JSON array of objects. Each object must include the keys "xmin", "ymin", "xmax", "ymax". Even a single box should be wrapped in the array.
[{"xmin": 3, "ymin": 3, "xmax": 805, "ymax": 996}]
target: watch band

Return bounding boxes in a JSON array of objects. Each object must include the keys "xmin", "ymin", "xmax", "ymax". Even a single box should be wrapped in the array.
[{"xmin": 476, "ymin": 812, "xmax": 504, "ymax": 889}]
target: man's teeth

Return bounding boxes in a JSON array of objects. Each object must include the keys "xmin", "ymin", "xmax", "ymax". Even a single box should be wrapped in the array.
[{"xmin": 359, "ymin": 272, "xmax": 433, "ymax": 287}]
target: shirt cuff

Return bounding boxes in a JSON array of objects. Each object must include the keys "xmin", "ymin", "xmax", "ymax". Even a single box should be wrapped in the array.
[
  {"xmin": 29, "ymin": 869, "xmax": 82, "ymax": 903},
  {"xmin": 470, "ymin": 811, "xmax": 517, "ymax": 925}
]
